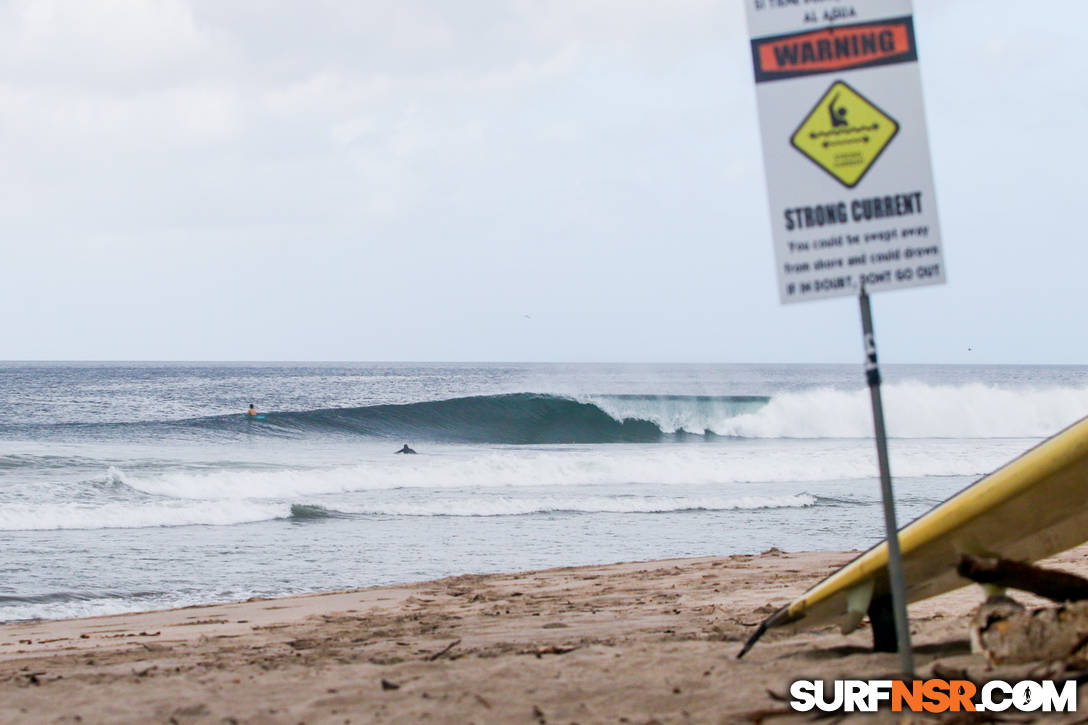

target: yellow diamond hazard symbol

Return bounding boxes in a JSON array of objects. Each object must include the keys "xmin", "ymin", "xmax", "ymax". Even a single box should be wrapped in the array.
[{"xmin": 791, "ymin": 80, "xmax": 899, "ymax": 188}]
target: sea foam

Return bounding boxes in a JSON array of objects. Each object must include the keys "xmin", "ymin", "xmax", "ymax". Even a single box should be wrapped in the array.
[{"xmin": 590, "ymin": 383, "xmax": 1088, "ymax": 438}]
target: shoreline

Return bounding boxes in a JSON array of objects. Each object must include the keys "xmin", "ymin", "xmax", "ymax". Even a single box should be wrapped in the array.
[{"xmin": 5, "ymin": 547, "xmax": 1088, "ymax": 724}]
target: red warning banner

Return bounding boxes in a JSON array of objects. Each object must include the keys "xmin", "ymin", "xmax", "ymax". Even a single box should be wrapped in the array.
[{"xmin": 752, "ymin": 17, "xmax": 917, "ymax": 83}]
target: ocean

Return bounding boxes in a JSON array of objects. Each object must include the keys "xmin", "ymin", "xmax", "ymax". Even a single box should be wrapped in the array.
[{"xmin": 3, "ymin": 362, "xmax": 1087, "ymax": 623}]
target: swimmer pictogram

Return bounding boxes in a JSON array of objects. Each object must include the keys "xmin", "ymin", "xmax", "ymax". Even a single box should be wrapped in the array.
[
  {"xmin": 791, "ymin": 80, "xmax": 899, "ymax": 188},
  {"xmin": 829, "ymin": 93, "xmax": 848, "ymax": 127}
]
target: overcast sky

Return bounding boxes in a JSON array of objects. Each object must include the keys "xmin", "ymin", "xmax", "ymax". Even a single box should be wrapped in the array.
[{"xmin": 1, "ymin": 0, "xmax": 1084, "ymax": 363}]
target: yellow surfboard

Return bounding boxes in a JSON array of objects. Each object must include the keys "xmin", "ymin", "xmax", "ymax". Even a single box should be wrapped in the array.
[{"xmin": 739, "ymin": 415, "xmax": 1088, "ymax": 657}]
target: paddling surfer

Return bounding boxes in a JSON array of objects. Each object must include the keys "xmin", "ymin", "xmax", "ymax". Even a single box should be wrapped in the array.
[{"xmin": 395, "ymin": 444, "xmax": 417, "ymax": 454}]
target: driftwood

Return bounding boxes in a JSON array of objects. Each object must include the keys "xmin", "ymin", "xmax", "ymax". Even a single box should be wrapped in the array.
[
  {"xmin": 957, "ymin": 554, "xmax": 1088, "ymax": 603},
  {"xmin": 957, "ymin": 555, "xmax": 1088, "ymax": 664},
  {"xmin": 971, "ymin": 599, "xmax": 1088, "ymax": 665}
]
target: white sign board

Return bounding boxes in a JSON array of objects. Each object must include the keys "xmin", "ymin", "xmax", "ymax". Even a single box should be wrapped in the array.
[{"xmin": 746, "ymin": 0, "xmax": 945, "ymax": 303}]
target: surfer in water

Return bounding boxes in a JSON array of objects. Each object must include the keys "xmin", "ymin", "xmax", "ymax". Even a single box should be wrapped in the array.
[
  {"xmin": 395, "ymin": 444, "xmax": 417, "ymax": 454},
  {"xmin": 246, "ymin": 403, "xmax": 258, "ymax": 417}
]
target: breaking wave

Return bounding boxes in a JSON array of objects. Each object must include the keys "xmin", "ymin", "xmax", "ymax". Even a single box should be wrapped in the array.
[
  {"xmin": 710, "ymin": 383, "xmax": 1088, "ymax": 439},
  {"xmin": 29, "ymin": 383, "xmax": 1083, "ymax": 443},
  {"xmin": 195, "ymin": 385, "xmax": 1088, "ymax": 440}
]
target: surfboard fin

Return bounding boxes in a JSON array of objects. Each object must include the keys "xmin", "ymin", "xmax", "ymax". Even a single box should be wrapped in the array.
[{"xmin": 841, "ymin": 578, "xmax": 874, "ymax": 634}]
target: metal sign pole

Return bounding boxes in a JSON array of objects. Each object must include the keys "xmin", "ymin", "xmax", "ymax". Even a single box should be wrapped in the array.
[{"xmin": 859, "ymin": 287, "xmax": 914, "ymax": 675}]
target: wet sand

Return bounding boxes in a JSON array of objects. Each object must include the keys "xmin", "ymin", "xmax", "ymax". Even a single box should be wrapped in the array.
[{"xmin": 5, "ymin": 545, "xmax": 1088, "ymax": 724}]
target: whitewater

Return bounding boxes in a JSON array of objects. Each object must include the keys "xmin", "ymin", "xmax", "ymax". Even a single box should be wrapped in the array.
[{"xmin": 2, "ymin": 362, "xmax": 1086, "ymax": 622}]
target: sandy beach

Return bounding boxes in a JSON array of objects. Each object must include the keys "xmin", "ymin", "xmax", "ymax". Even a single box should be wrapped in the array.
[{"xmin": 6, "ymin": 545, "xmax": 1088, "ymax": 724}]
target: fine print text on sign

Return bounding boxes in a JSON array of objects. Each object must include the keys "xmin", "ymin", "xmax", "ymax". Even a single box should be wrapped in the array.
[{"xmin": 746, "ymin": 0, "xmax": 945, "ymax": 303}]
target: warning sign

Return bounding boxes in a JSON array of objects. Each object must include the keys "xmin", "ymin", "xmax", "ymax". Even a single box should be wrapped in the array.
[
  {"xmin": 750, "ymin": 18, "xmax": 917, "ymax": 82},
  {"xmin": 745, "ymin": 0, "xmax": 945, "ymax": 304},
  {"xmin": 791, "ymin": 81, "xmax": 899, "ymax": 188}
]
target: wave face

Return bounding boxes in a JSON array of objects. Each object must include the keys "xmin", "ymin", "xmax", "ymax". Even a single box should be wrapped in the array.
[
  {"xmin": 199, "ymin": 384, "xmax": 1087, "ymax": 441},
  {"xmin": 188, "ymin": 393, "xmax": 675, "ymax": 443},
  {"xmin": 10, "ymin": 384, "xmax": 1088, "ymax": 443},
  {"xmin": 175, "ymin": 385, "xmax": 1088, "ymax": 441}
]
